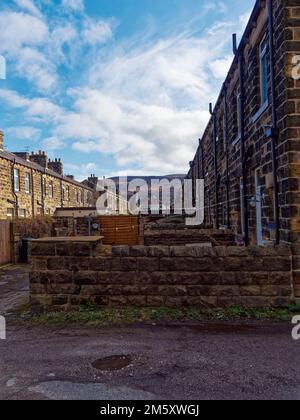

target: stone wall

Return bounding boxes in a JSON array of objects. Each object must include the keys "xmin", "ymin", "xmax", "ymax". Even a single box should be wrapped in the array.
[
  {"xmin": 0, "ymin": 152, "xmax": 94, "ymax": 220},
  {"xmin": 187, "ymin": 0, "xmax": 300, "ymax": 247},
  {"xmin": 29, "ymin": 240, "xmax": 294, "ymax": 310},
  {"xmin": 142, "ymin": 223, "xmax": 236, "ymax": 246}
]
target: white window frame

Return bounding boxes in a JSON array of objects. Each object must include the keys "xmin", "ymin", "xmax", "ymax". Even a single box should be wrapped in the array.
[
  {"xmin": 14, "ymin": 168, "xmax": 20, "ymax": 192},
  {"xmin": 25, "ymin": 173, "xmax": 31, "ymax": 194},
  {"xmin": 259, "ymin": 37, "xmax": 269, "ymax": 106}
]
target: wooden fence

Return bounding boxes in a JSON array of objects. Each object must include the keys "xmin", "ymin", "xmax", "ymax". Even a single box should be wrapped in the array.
[
  {"xmin": 100, "ymin": 216, "xmax": 140, "ymax": 245},
  {"xmin": 0, "ymin": 220, "xmax": 12, "ymax": 265}
]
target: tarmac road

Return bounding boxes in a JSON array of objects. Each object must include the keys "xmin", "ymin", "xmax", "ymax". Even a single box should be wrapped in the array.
[
  {"xmin": 0, "ymin": 266, "xmax": 299, "ymax": 400},
  {"xmin": 0, "ymin": 321, "xmax": 299, "ymax": 400}
]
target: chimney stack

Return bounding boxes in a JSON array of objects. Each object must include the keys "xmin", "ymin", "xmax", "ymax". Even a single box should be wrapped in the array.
[
  {"xmin": 48, "ymin": 158, "xmax": 63, "ymax": 175},
  {"xmin": 0, "ymin": 130, "xmax": 4, "ymax": 150},
  {"xmin": 29, "ymin": 150, "xmax": 48, "ymax": 168}
]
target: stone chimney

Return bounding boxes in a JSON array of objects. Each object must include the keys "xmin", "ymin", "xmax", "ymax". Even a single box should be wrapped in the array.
[
  {"xmin": 87, "ymin": 174, "xmax": 98, "ymax": 189},
  {"xmin": 48, "ymin": 158, "xmax": 63, "ymax": 175},
  {"xmin": 66, "ymin": 174, "xmax": 74, "ymax": 180},
  {"xmin": 0, "ymin": 130, "xmax": 4, "ymax": 150},
  {"xmin": 14, "ymin": 152, "xmax": 30, "ymax": 161},
  {"xmin": 29, "ymin": 150, "xmax": 48, "ymax": 168}
]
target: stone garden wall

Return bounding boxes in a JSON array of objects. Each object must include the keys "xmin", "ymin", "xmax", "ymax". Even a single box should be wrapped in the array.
[{"xmin": 29, "ymin": 240, "xmax": 294, "ymax": 310}]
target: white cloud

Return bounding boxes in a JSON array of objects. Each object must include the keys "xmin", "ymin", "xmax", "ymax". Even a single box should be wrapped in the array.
[
  {"xmin": 64, "ymin": 162, "xmax": 98, "ymax": 181},
  {"xmin": 0, "ymin": 11, "xmax": 48, "ymax": 52},
  {"xmin": 0, "ymin": 89, "xmax": 63, "ymax": 119},
  {"xmin": 82, "ymin": 18, "xmax": 114, "ymax": 45},
  {"xmin": 1, "ymin": 6, "xmax": 252, "ymax": 175},
  {"xmin": 209, "ymin": 55, "xmax": 233, "ymax": 79},
  {"xmin": 61, "ymin": 0, "xmax": 84, "ymax": 12},
  {"xmin": 16, "ymin": 47, "xmax": 57, "ymax": 90},
  {"xmin": 6, "ymin": 126, "xmax": 41, "ymax": 140},
  {"xmin": 48, "ymin": 18, "xmax": 238, "ymax": 173},
  {"xmin": 14, "ymin": 0, "xmax": 43, "ymax": 19},
  {"xmin": 42, "ymin": 136, "xmax": 65, "ymax": 150}
]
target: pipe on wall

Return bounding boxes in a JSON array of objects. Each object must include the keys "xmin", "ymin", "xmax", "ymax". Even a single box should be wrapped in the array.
[
  {"xmin": 30, "ymin": 168, "xmax": 35, "ymax": 218},
  {"xmin": 238, "ymin": 53, "xmax": 249, "ymax": 245},
  {"xmin": 223, "ymin": 87, "xmax": 231, "ymax": 228},
  {"xmin": 210, "ymin": 103, "xmax": 219, "ymax": 229},
  {"xmin": 11, "ymin": 159, "xmax": 19, "ymax": 218},
  {"xmin": 267, "ymin": 0, "xmax": 280, "ymax": 245}
]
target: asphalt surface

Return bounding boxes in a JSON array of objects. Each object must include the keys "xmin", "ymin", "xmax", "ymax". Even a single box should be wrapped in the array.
[{"xmin": 0, "ymin": 266, "xmax": 299, "ymax": 400}]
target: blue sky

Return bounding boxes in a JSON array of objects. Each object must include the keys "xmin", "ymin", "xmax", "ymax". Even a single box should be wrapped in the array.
[{"xmin": 0, "ymin": 0, "xmax": 255, "ymax": 180}]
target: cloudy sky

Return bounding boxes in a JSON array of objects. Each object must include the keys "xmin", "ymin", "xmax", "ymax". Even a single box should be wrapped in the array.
[{"xmin": 0, "ymin": 0, "xmax": 255, "ymax": 179}]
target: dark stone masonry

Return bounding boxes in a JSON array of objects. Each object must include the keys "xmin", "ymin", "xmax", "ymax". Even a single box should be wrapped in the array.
[{"xmin": 29, "ymin": 239, "xmax": 294, "ymax": 310}]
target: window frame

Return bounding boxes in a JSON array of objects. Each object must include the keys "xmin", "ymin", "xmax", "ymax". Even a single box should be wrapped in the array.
[
  {"xmin": 14, "ymin": 168, "xmax": 20, "ymax": 192},
  {"xmin": 48, "ymin": 181, "xmax": 54, "ymax": 199},
  {"xmin": 25, "ymin": 172, "xmax": 31, "ymax": 195},
  {"xmin": 259, "ymin": 36, "xmax": 269, "ymax": 107}
]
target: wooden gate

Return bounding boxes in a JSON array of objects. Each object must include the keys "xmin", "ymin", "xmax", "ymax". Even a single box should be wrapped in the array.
[
  {"xmin": 100, "ymin": 216, "xmax": 139, "ymax": 245},
  {"xmin": 0, "ymin": 220, "xmax": 12, "ymax": 265}
]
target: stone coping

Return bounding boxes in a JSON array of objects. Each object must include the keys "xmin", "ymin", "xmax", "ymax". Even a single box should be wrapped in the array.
[{"xmin": 30, "ymin": 236, "xmax": 104, "ymax": 243}]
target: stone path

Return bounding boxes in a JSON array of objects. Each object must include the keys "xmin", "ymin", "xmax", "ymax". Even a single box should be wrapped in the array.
[{"xmin": 0, "ymin": 265, "xmax": 30, "ymax": 315}]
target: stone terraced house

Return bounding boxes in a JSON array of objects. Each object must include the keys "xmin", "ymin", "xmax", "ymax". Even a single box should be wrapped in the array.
[
  {"xmin": 0, "ymin": 131, "xmax": 94, "ymax": 219},
  {"xmin": 187, "ymin": 0, "xmax": 300, "ymax": 247}
]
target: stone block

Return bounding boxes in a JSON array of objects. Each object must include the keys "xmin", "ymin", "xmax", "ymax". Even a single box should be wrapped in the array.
[
  {"xmin": 30, "ymin": 242, "xmax": 56, "ymax": 256},
  {"xmin": 89, "ymin": 257, "xmax": 106, "ymax": 271},
  {"xmin": 137, "ymin": 257, "xmax": 159, "ymax": 272},
  {"xmin": 146, "ymin": 296, "xmax": 166, "ymax": 306},
  {"xmin": 112, "ymin": 246, "xmax": 130, "ymax": 256},
  {"xmin": 128, "ymin": 246, "xmax": 148, "ymax": 257},
  {"xmin": 56, "ymin": 243, "xmax": 91, "ymax": 257},
  {"xmin": 147, "ymin": 246, "xmax": 170, "ymax": 257},
  {"xmin": 111, "ymin": 257, "xmax": 137, "ymax": 271},
  {"xmin": 74, "ymin": 271, "xmax": 99, "ymax": 285},
  {"xmin": 240, "ymin": 286, "xmax": 261, "ymax": 296},
  {"xmin": 108, "ymin": 296, "xmax": 128, "ymax": 306},
  {"xmin": 127, "ymin": 296, "xmax": 147, "ymax": 306}
]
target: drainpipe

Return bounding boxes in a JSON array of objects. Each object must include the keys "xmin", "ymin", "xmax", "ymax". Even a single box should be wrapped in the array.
[
  {"xmin": 40, "ymin": 173, "xmax": 45, "ymax": 215},
  {"xmin": 233, "ymin": 33, "xmax": 249, "ymax": 245},
  {"xmin": 11, "ymin": 159, "xmax": 19, "ymax": 218},
  {"xmin": 267, "ymin": 0, "xmax": 280, "ymax": 245},
  {"xmin": 198, "ymin": 139, "xmax": 202, "ymax": 180},
  {"xmin": 210, "ymin": 103, "xmax": 219, "ymax": 229},
  {"xmin": 30, "ymin": 168, "xmax": 35, "ymax": 218},
  {"xmin": 60, "ymin": 179, "xmax": 64, "ymax": 208},
  {"xmin": 223, "ymin": 87, "xmax": 230, "ymax": 228}
]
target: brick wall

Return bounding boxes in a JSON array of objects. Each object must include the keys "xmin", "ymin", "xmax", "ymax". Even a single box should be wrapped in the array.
[{"xmin": 29, "ymin": 241, "xmax": 293, "ymax": 310}]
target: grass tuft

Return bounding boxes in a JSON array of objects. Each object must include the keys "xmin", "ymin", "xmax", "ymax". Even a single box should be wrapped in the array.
[{"xmin": 29, "ymin": 302, "xmax": 300, "ymax": 326}]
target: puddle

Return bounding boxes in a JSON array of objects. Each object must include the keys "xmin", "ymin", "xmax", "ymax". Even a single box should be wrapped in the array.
[{"xmin": 92, "ymin": 355, "xmax": 132, "ymax": 371}]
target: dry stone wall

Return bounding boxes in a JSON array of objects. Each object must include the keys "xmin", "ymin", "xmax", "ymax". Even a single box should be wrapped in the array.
[{"xmin": 29, "ymin": 240, "xmax": 294, "ymax": 310}]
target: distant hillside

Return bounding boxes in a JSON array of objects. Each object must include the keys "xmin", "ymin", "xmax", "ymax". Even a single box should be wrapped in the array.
[{"xmin": 108, "ymin": 174, "xmax": 185, "ymax": 194}]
